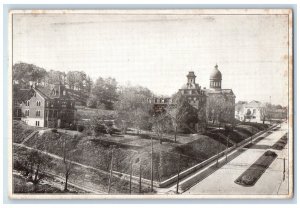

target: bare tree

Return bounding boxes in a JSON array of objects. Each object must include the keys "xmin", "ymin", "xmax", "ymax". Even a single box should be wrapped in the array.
[
  {"xmin": 16, "ymin": 149, "xmax": 53, "ymax": 186},
  {"xmin": 151, "ymin": 113, "xmax": 170, "ymax": 144},
  {"xmin": 59, "ymin": 134, "xmax": 79, "ymax": 192},
  {"xmin": 166, "ymin": 94, "xmax": 194, "ymax": 142},
  {"xmin": 207, "ymin": 94, "xmax": 235, "ymax": 128},
  {"xmin": 114, "ymin": 85, "xmax": 153, "ymax": 134}
]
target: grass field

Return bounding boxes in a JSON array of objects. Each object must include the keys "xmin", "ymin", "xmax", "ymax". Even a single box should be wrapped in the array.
[
  {"xmin": 12, "ymin": 120, "xmax": 39, "ymax": 143},
  {"xmin": 13, "ymin": 120, "xmax": 270, "ymax": 193}
]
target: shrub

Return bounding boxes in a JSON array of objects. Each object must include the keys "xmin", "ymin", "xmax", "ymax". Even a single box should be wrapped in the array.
[
  {"xmin": 77, "ymin": 125, "xmax": 85, "ymax": 132},
  {"xmin": 51, "ymin": 129, "xmax": 58, "ymax": 133},
  {"xmin": 235, "ymin": 150, "xmax": 277, "ymax": 186}
]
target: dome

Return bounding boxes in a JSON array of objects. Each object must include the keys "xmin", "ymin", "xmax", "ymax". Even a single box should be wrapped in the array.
[{"xmin": 210, "ymin": 64, "xmax": 222, "ymax": 80}]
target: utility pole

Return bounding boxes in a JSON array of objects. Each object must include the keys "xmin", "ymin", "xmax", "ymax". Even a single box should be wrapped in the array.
[
  {"xmin": 251, "ymin": 125, "xmax": 254, "ymax": 144},
  {"xmin": 151, "ymin": 136, "xmax": 154, "ymax": 192},
  {"xmin": 108, "ymin": 146, "xmax": 114, "ymax": 194},
  {"xmin": 139, "ymin": 159, "xmax": 142, "ymax": 194},
  {"xmin": 283, "ymin": 157, "xmax": 286, "ymax": 181},
  {"xmin": 216, "ymin": 135, "xmax": 220, "ymax": 167},
  {"xmin": 129, "ymin": 161, "xmax": 133, "ymax": 194},
  {"xmin": 226, "ymin": 136, "xmax": 228, "ymax": 162},
  {"xmin": 176, "ymin": 154, "xmax": 181, "ymax": 194}
]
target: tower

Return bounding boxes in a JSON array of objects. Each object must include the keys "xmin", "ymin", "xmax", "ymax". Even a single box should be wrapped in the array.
[
  {"xmin": 209, "ymin": 64, "xmax": 222, "ymax": 90},
  {"xmin": 187, "ymin": 71, "xmax": 196, "ymax": 85}
]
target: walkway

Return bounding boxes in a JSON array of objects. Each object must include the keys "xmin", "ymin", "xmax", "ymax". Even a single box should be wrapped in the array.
[{"xmin": 183, "ymin": 122, "xmax": 289, "ymax": 196}]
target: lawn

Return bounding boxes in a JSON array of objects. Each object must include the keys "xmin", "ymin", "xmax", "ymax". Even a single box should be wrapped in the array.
[
  {"xmin": 14, "ymin": 121, "xmax": 270, "ymax": 193},
  {"xmin": 234, "ymin": 150, "xmax": 278, "ymax": 186},
  {"xmin": 13, "ymin": 120, "xmax": 39, "ymax": 143}
]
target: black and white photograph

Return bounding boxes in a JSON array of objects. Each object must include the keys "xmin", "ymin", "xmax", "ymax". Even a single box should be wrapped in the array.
[{"xmin": 8, "ymin": 9, "xmax": 293, "ymax": 199}]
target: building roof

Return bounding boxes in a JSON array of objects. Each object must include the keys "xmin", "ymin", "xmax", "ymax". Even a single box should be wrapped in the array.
[
  {"xmin": 244, "ymin": 100, "xmax": 265, "ymax": 108},
  {"xmin": 210, "ymin": 64, "xmax": 222, "ymax": 80},
  {"xmin": 34, "ymin": 84, "xmax": 74, "ymax": 100},
  {"xmin": 203, "ymin": 88, "xmax": 235, "ymax": 96},
  {"xmin": 180, "ymin": 83, "xmax": 201, "ymax": 90},
  {"xmin": 13, "ymin": 88, "xmax": 30, "ymax": 102},
  {"xmin": 187, "ymin": 71, "xmax": 196, "ymax": 78}
]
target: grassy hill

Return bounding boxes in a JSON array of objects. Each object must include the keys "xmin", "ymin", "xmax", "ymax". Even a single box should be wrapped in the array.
[
  {"xmin": 12, "ymin": 120, "xmax": 39, "ymax": 143},
  {"xmin": 13, "ymin": 120, "xmax": 270, "ymax": 193}
]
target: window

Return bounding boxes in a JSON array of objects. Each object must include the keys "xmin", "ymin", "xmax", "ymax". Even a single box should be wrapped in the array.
[
  {"xmin": 25, "ymin": 110, "xmax": 30, "ymax": 116},
  {"xmin": 25, "ymin": 100, "xmax": 30, "ymax": 106},
  {"xmin": 36, "ymin": 110, "xmax": 40, "ymax": 117},
  {"xmin": 49, "ymin": 110, "xmax": 53, "ymax": 118},
  {"xmin": 54, "ymin": 110, "xmax": 57, "ymax": 118},
  {"xmin": 36, "ymin": 101, "xmax": 41, "ymax": 106},
  {"xmin": 35, "ymin": 121, "xmax": 40, "ymax": 126}
]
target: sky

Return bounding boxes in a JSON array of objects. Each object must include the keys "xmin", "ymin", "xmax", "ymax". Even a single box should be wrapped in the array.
[{"xmin": 12, "ymin": 12, "xmax": 289, "ymax": 106}]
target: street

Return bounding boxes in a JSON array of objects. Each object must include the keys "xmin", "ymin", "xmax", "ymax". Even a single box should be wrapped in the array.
[{"xmin": 183, "ymin": 122, "xmax": 289, "ymax": 195}]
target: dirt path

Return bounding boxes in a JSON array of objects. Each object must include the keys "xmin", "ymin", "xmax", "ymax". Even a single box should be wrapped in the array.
[{"xmin": 21, "ymin": 130, "xmax": 38, "ymax": 144}]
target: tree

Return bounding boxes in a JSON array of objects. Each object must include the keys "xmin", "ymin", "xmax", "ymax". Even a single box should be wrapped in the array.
[
  {"xmin": 166, "ymin": 94, "xmax": 195, "ymax": 142},
  {"xmin": 59, "ymin": 134, "xmax": 80, "ymax": 191},
  {"xmin": 16, "ymin": 149, "xmax": 53, "ymax": 185},
  {"xmin": 13, "ymin": 62, "xmax": 47, "ymax": 87},
  {"xmin": 114, "ymin": 85, "xmax": 153, "ymax": 133},
  {"xmin": 90, "ymin": 77, "xmax": 119, "ymax": 110},
  {"xmin": 46, "ymin": 70, "xmax": 66, "ymax": 85},
  {"xmin": 207, "ymin": 94, "xmax": 235, "ymax": 127},
  {"xmin": 66, "ymin": 71, "xmax": 90, "ymax": 93},
  {"xmin": 151, "ymin": 113, "xmax": 170, "ymax": 144},
  {"xmin": 86, "ymin": 94, "xmax": 98, "ymax": 108}
]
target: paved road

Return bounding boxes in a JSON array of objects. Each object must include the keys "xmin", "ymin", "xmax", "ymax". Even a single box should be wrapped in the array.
[{"xmin": 183, "ymin": 122, "xmax": 289, "ymax": 196}]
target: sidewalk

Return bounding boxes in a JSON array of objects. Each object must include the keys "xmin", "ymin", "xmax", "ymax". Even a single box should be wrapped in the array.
[{"xmin": 181, "ymin": 122, "xmax": 289, "ymax": 195}]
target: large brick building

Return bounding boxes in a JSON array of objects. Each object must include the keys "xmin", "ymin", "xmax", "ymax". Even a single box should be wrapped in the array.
[
  {"xmin": 19, "ymin": 83, "xmax": 76, "ymax": 128},
  {"xmin": 178, "ymin": 64, "xmax": 236, "ymax": 130}
]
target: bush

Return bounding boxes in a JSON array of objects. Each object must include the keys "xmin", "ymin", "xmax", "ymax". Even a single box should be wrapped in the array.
[
  {"xmin": 51, "ymin": 128, "xmax": 58, "ymax": 133},
  {"xmin": 77, "ymin": 125, "xmax": 85, "ymax": 132}
]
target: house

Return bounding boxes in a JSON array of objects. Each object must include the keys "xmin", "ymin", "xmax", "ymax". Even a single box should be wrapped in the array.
[
  {"xmin": 13, "ymin": 86, "xmax": 30, "ymax": 120},
  {"xmin": 147, "ymin": 97, "xmax": 173, "ymax": 114},
  {"xmin": 235, "ymin": 100, "xmax": 265, "ymax": 122},
  {"xmin": 20, "ymin": 83, "xmax": 77, "ymax": 128}
]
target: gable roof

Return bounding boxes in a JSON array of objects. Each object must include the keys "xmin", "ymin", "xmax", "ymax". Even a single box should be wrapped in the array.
[
  {"xmin": 33, "ymin": 84, "xmax": 74, "ymax": 100},
  {"xmin": 13, "ymin": 88, "xmax": 31, "ymax": 102},
  {"xmin": 244, "ymin": 100, "xmax": 264, "ymax": 108}
]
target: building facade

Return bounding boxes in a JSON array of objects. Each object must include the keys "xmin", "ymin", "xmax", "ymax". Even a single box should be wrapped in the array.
[
  {"xmin": 178, "ymin": 65, "xmax": 235, "ymax": 130},
  {"xmin": 203, "ymin": 65, "xmax": 236, "ymax": 124},
  {"xmin": 20, "ymin": 83, "xmax": 77, "ymax": 128},
  {"xmin": 235, "ymin": 100, "xmax": 264, "ymax": 122}
]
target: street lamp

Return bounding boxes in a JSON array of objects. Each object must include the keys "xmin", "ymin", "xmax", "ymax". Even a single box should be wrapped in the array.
[
  {"xmin": 108, "ymin": 145, "xmax": 116, "ymax": 194},
  {"xmin": 176, "ymin": 154, "xmax": 182, "ymax": 194}
]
